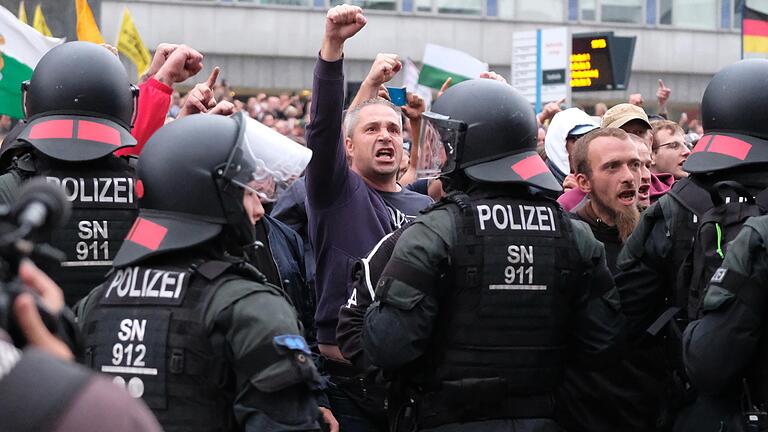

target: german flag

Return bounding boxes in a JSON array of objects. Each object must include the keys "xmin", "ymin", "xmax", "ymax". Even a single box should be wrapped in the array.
[{"xmin": 744, "ymin": 6, "xmax": 768, "ymax": 57}]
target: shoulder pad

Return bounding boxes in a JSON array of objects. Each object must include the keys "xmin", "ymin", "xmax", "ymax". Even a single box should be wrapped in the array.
[
  {"xmin": 657, "ymin": 193, "xmax": 688, "ymax": 233},
  {"xmin": 744, "ymin": 214, "xmax": 768, "ymax": 235},
  {"xmin": 194, "ymin": 260, "xmax": 234, "ymax": 280},
  {"xmin": 567, "ymin": 218, "xmax": 603, "ymax": 261},
  {"xmin": 420, "ymin": 191, "xmax": 471, "ymax": 214},
  {"xmin": 11, "ymin": 153, "xmax": 36, "ymax": 174},
  {"xmin": 667, "ymin": 178, "xmax": 712, "ymax": 217},
  {"xmin": 193, "ymin": 259, "xmax": 268, "ymax": 284}
]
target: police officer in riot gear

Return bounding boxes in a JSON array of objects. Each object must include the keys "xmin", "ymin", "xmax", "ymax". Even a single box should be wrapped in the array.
[
  {"xmin": 76, "ymin": 112, "xmax": 332, "ymax": 431},
  {"xmin": 674, "ymin": 59, "xmax": 768, "ymax": 432},
  {"xmin": 0, "ymin": 41, "xmax": 140, "ymax": 306},
  {"xmin": 362, "ymin": 79, "xmax": 625, "ymax": 431},
  {"xmin": 615, "ymin": 59, "xmax": 768, "ymax": 431}
]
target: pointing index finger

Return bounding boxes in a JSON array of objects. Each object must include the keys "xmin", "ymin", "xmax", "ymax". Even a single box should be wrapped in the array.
[
  {"xmin": 206, "ymin": 66, "xmax": 220, "ymax": 89},
  {"xmin": 658, "ymin": 79, "xmax": 665, "ymax": 88},
  {"xmin": 440, "ymin": 77, "xmax": 452, "ymax": 93}
]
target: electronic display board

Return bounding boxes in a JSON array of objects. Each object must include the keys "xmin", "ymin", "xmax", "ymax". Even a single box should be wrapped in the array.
[{"xmin": 571, "ymin": 32, "xmax": 636, "ymax": 92}]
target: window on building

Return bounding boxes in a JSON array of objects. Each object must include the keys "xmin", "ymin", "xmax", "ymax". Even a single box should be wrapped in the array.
[
  {"xmin": 581, "ymin": 0, "xmax": 597, "ymax": 20},
  {"xmin": 415, "ymin": 0, "xmax": 433, "ymax": 11},
  {"xmin": 330, "ymin": 0, "xmax": 397, "ymax": 10},
  {"xmin": 230, "ymin": 0, "xmax": 312, "ymax": 4},
  {"xmin": 736, "ymin": 0, "xmax": 768, "ymax": 28},
  {"xmin": 664, "ymin": 0, "xmax": 717, "ymax": 28},
  {"xmin": 260, "ymin": 0, "xmax": 312, "ymax": 5},
  {"xmin": 497, "ymin": 0, "xmax": 514, "ymax": 17},
  {"xmin": 659, "ymin": 0, "xmax": 672, "ymax": 23},
  {"xmin": 601, "ymin": 0, "xmax": 643, "ymax": 23},
  {"xmin": 512, "ymin": 0, "xmax": 564, "ymax": 20},
  {"xmin": 435, "ymin": 0, "xmax": 483, "ymax": 14}
]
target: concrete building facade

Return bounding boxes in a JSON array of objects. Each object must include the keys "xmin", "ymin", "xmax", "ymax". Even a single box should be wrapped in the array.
[{"xmin": 2, "ymin": 0, "xmax": 758, "ymax": 111}]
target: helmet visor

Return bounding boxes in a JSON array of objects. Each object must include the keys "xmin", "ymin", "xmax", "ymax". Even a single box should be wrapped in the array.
[
  {"xmin": 417, "ymin": 111, "xmax": 467, "ymax": 179},
  {"xmin": 222, "ymin": 112, "xmax": 312, "ymax": 202}
]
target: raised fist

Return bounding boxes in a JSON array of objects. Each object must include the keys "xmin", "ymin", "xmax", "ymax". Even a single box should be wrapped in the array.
[
  {"xmin": 155, "ymin": 45, "xmax": 204, "ymax": 86},
  {"xmin": 364, "ymin": 53, "xmax": 401, "ymax": 87},
  {"xmin": 629, "ymin": 93, "xmax": 644, "ymax": 107},
  {"xmin": 325, "ymin": 5, "xmax": 367, "ymax": 44},
  {"xmin": 402, "ymin": 92, "xmax": 425, "ymax": 121}
]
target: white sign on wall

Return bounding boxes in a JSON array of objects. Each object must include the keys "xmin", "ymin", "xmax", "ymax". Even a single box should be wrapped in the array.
[{"xmin": 511, "ymin": 27, "xmax": 570, "ymax": 112}]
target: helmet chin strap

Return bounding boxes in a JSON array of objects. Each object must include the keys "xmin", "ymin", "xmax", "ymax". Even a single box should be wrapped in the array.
[{"xmin": 217, "ymin": 179, "xmax": 259, "ymax": 256}]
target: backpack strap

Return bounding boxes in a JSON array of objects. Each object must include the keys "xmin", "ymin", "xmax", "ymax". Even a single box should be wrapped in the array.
[{"xmin": 0, "ymin": 348, "xmax": 92, "ymax": 432}]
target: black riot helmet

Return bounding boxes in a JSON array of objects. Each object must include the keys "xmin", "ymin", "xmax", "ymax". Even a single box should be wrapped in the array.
[
  {"xmin": 24, "ymin": 41, "xmax": 138, "ymax": 128},
  {"xmin": 684, "ymin": 59, "xmax": 768, "ymax": 174},
  {"xmin": 14, "ymin": 42, "xmax": 139, "ymax": 162},
  {"xmin": 416, "ymin": 79, "xmax": 560, "ymax": 192},
  {"xmin": 113, "ymin": 112, "xmax": 311, "ymax": 267}
]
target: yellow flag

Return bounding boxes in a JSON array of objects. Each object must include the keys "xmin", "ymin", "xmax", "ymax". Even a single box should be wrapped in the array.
[
  {"xmin": 33, "ymin": 5, "xmax": 52, "ymax": 37},
  {"xmin": 76, "ymin": 0, "xmax": 104, "ymax": 44},
  {"xmin": 18, "ymin": 1, "xmax": 28, "ymax": 24},
  {"xmin": 116, "ymin": 8, "xmax": 151, "ymax": 79}
]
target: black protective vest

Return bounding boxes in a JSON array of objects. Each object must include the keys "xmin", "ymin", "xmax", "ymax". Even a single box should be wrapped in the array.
[
  {"xmin": 22, "ymin": 150, "xmax": 138, "ymax": 306},
  {"xmin": 409, "ymin": 193, "xmax": 581, "ymax": 427},
  {"xmin": 81, "ymin": 260, "xmax": 241, "ymax": 432},
  {"xmin": 665, "ymin": 179, "xmax": 713, "ymax": 316}
]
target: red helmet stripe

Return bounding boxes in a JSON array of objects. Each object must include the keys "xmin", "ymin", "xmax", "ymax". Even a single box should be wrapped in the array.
[
  {"xmin": 28, "ymin": 119, "xmax": 73, "ymax": 140},
  {"xmin": 706, "ymin": 135, "xmax": 752, "ymax": 160},
  {"xmin": 126, "ymin": 217, "xmax": 168, "ymax": 251},
  {"xmin": 690, "ymin": 135, "xmax": 710, "ymax": 153},
  {"xmin": 77, "ymin": 120, "xmax": 121, "ymax": 146},
  {"xmin": 511, "ymin": 155, "xmax": 549, "ymax": 180}
]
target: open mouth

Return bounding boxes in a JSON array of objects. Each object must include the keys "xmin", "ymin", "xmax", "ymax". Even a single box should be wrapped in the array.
[
  {"xmin": 678, "ymin": 158, "xmax": 687, "ymax": 167},
  {"xmin": 617, "ymin": 189, "xmax": 636, "ymax": 205},
  {"xmin": 375, "ymin": 148, "xmax": 395, "ymax": 162},
  {"xmin": 638, "ymin": 184, "xmax": 650, "ymax": 200}
]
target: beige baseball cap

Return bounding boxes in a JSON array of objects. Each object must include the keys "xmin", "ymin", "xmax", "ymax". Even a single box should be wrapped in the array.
[{"xmin": 601, "ymin": 103, "xmax": 652, "ymax": 129}]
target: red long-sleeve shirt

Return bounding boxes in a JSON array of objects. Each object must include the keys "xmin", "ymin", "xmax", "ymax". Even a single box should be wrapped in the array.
[{"xmin": 117, "ymin": 77, "xmax": 172, "ymax": 157}]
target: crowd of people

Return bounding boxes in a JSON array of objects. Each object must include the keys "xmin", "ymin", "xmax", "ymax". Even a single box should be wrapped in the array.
[{"xmin": 2, "ymin": 4, "xmax": 768, "ymax": 432}]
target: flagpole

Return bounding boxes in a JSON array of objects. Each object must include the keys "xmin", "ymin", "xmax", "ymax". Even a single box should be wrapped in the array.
[{"xmin": 742, "ymin": 0, "xmax": 746, "ymax": 59}]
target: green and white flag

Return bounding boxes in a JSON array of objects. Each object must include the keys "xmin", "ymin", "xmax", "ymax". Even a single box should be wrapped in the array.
[
  {"xmin": 0, "ymin": 5, "xmax": 62, "ymax": 119},
  {"xmin": 418, "ymin": 43, "xmax": 488, "ymax": 89}
]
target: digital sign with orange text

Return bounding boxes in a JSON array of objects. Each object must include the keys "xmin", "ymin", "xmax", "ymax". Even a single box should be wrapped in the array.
[{"xmin": 570, "ymin": 35, "xmax": 615, "ymax": 91}]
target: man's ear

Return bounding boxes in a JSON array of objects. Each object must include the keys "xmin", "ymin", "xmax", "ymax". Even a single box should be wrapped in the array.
[
  {"xmin": 345, "ymin": 136, "xmax": 354, "ymax": 159},
  {"xmin": 650, "ymin": 150, "xmax": 658, "ymax": 166},
  {"xmin": 575, "ymin": 172, "xmax": 592, "ymax": 194}
]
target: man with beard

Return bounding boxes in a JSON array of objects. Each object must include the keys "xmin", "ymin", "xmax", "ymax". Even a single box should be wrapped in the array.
[
  {"xmin": 570, "ymin": 127, "xmax": 642, "ymax": 273},
  {"xmin": 557, "ymin": 129, "xmax": 668, "ymax": 432}
]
